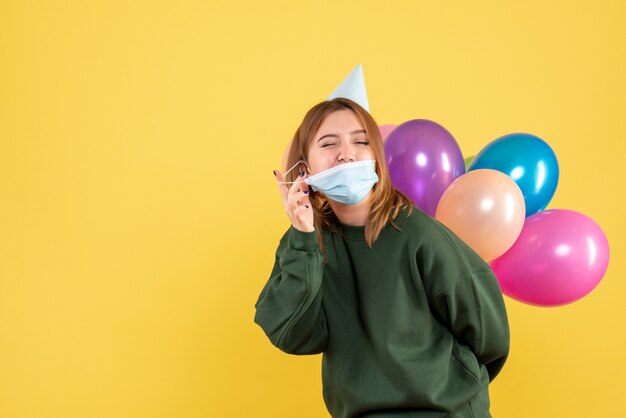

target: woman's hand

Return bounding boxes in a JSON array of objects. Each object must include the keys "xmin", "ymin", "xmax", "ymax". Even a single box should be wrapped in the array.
[{"xmin": 274, "ymin": 169, "xmax": 315, "ymax": 233}]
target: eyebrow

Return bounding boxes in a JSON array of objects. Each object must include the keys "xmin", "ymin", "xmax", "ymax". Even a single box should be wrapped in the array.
[{"xmin": 317, "ymin": 130, "xmax": 367, "ymax": 142}]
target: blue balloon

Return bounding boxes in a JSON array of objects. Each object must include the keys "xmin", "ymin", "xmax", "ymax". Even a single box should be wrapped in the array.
[{"xmin": 468, "ymin": 133, "xmax": 559, "ymax": 217}]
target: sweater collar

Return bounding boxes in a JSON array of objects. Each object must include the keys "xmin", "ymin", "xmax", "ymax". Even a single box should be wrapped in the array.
[
  {"xmin": 337, "ymin": 220, "xmax": 366, "ymax": 240},
  {"xmin": 330, "ymin": 206, "xmax": 410, "ymax": 241}
]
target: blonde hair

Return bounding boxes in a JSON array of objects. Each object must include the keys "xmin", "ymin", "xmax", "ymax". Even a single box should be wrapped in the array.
[{"xmin": 285, "ymin": 97, "xmax": 413, "ymax": 250}]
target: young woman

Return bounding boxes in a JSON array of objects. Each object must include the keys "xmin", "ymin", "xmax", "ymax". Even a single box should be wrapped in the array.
[{"xmin": 254, "ymin": 97, "xmax": 510, "ymax": 418}]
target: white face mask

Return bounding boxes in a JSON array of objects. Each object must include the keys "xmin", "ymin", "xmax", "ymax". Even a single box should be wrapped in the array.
[{"xmin": 281, "ymin": 160, "xmax": 379, "ymax": 205}]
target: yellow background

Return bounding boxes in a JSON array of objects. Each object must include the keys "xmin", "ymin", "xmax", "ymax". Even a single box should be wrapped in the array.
[{"xmin": 1, "ymin": 1, "xmax": 624, "ymax": 417}]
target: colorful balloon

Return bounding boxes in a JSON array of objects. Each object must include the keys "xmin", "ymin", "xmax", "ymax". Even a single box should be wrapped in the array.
[
  {"xmin": 435, "ymin": 169, "xmax": 526, "ymax": 262},
  {"xmin": 468, "ymin": 133, "xmax": 559, "ymax": 217},
  {"xmin": 379, "ymin": 124, "xmax": 398, "ymax": 142},
  {"xmin": 384, "ymin": 119, "xmax": 465, "ymax": 216},
  {"xmin": 490, "ymin": 209, "xmax": 610, "ymax": 307}
]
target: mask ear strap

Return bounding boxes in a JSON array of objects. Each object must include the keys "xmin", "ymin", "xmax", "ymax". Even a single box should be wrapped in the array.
[{"xmin": 277, "ymin": 160, "xmax": 308, "ymax": 184}]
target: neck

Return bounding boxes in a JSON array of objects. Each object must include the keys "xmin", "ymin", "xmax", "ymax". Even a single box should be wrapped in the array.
[{"xmin": 327, "ymin": 192, "xmax": 372, "ymax": 226}]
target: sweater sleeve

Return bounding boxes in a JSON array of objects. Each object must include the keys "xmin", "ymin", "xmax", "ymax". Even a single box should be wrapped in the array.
[
  {"xmin": 431, "ymin": 267, "xmax": 510, "ymax": 381},
  {"xmin": 418, "ymin": 221, "xmax": 510, "ymax": 382},
  {"xmin": 253, "ymin": 227, "xmax": 328, "ymax": 355}
]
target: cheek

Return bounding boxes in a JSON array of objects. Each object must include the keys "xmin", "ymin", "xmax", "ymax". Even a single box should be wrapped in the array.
[
  {"xmin": 359, "ymin": 149, "xmax": 374, "ymax": 160},
  {"xmin": 307, "ymin": 151, "xmax": 334, "ymax": 174}
]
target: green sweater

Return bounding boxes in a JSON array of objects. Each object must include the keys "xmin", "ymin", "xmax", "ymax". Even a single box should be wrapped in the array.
[{"xmin": 254, "ymin": 207, "xmax": 510, "ymax": 418}]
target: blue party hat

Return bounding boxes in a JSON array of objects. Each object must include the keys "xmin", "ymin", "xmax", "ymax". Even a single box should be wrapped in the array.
[{"xmin": 327, "ymin": 64, "xmax": 370, "ymax": 112}]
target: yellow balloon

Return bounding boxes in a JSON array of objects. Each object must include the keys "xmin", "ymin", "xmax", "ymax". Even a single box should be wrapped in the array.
[{"xmin": 435, "ymin": 169, "xmax": 526, "ymax": 262}]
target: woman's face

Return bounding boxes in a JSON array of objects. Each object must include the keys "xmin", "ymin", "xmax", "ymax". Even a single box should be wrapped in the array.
[{"xmin": 305, "ymin": 109, "xmax": 374, "ymax": 175}]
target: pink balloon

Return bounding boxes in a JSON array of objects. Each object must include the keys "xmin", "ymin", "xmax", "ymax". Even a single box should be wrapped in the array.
[
  {"xmin": 490, "ymin": 209, "xmax": 610, "ymax": 307},
  {"xmin": 379, "ymin": 124, "xmax": 397, "ymax": 143}
]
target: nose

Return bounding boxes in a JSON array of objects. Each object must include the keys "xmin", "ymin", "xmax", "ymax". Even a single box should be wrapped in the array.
[{"xmin": 337, "ymin": 141, "xmax": 356, "ymax": 162}]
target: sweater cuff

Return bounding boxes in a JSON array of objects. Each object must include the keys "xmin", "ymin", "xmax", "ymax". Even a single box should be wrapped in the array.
[{"xmin": 288, "ymin": 227, "xmax": 318, "ymax": 251}]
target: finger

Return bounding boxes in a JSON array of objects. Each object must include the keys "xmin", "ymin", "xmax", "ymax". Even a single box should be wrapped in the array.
[
  {"xmin": 284, "ymin": 187, "xmax": 307, "ymax": 219},
  {"xmin": 300, "ymin": 173, "xmax": 310, "ymax": 194},
  {"xmin": 293, "ymin": 199, "xmax": 311, "ymax": 216},
  {"xmin": 299, "ymin": 180, "xmax": 311, "ymax": 205},
  {"xmin": 287, "ymin": 183, "xmax": 310, "ymax": 209},
  {"xmin": 289, "ymin": 191, "xmax": 311, "ymax": 211},
  {"xmin": 296, "ymin": 174, "xmax": 311, "ymax": 206},
  {"xmin": 286, "ymin": 171, "xmax": 306, "ymax": 201},
  {"xmin": 274, "ymin": 170, "xmax": 289, "ymax": 202},
  {"xmin": 293, "ymin": 203, "xmax": 314, "ymax": 229}
]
